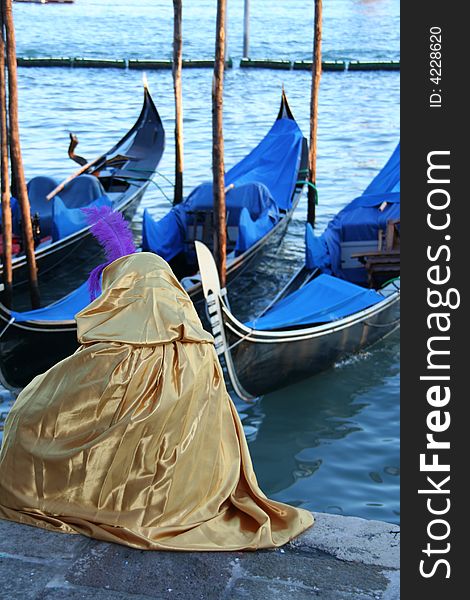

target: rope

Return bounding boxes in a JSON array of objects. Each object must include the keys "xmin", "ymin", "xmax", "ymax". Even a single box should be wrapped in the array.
[
  {"xmin": 226, "ymin": 318, "xmax": 257, "ymax": 352},
  {"xmin": 120, "ymin": 168, "xmax": 175, "ymax": 202},
  {"xmin": 146, "ymin": 179, "xmax": 173, "ymax": 203},
  {"xmin": 296, "ymin": 180, "xmax": 319, "ymax": 205},
  {"xmin": 154, "ymin": 170, "xmax": 176, "ymax": 187},
  {"xmin": 225, "ymin": 285, "xmax": 299, "ymax": 351},
  {"xmin": 115, "ymin": 175, "xmax": 173, "ymax": 204},
  {"xmin": 125, "ymin": 168, "xmax": 175, "ymax": 188},
  {"xmin": 380, "ymin": 276, "xmax": 400, "ymax": 289}
]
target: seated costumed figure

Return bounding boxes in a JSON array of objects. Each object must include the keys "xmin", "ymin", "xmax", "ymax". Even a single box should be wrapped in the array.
[{"xmin": 0, "ymin": 206, "xmax": 313, "ymax": 551}]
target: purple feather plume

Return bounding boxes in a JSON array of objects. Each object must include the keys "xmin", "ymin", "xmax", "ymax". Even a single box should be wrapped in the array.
[{"xmin": 82, "ymin": 205, "xmax": 137, "ymax": 300}]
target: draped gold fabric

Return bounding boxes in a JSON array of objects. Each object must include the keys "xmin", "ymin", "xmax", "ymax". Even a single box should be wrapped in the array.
[{"xmin": 0, "ymin": 253, "xmax": 313, "ymax": 550}]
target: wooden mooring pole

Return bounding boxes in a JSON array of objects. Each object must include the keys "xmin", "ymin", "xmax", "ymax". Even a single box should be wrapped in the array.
[
  {"xmin": 2, "ymin": 0, "xmax": 40, "ymax": 308},
  {"xmin": 0, "ymin": 3, "xmax": 12, "ymax": 307},
  {"xmin": 213, "ymin": 0, "xmax": 227, "ymax": 288},
  {"xmin": 172, "ymin": 0, "xmax": 184, "ymax": 205},
  {"xmin": 307, "ymin": 0, "xmax": 322, "ymax": 226},
  {"xmin": 243, "ymin": 0, "xmax": 250, "ymax": 59}
]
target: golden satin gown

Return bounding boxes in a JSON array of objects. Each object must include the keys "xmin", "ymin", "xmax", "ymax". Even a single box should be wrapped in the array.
[{"xmin": 0, "ymin": 253, "xmax": 313, "ymax": 550}]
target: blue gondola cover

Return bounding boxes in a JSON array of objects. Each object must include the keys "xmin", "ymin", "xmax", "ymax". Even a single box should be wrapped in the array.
[
  {"xmin": 143, "ymin": 116, "xmax": 304, "ymax": 258},
  {"xmin": 142, "ymin": 207, "xmax": 186, "ymax": 262},
  {"xmin": 186, "ymin": 181, "xmax": 278, "ymax": 225},
  {"xmin": 245, "ymin": 273, "xmax": 384, "ymax": 330},
  {"xmin": 52, "ymin": 194, "xmax": 112, "ymax": 241},
  {"xmin": 11, "ymin": 281, "xmax": 91, "ymax": 323},
  {"xmin": 220, "ymin": 118, "xmax": 304, "ymax": 212},
  {"xmin": 235, "ymin": 206, "xmax": 278, "ymax": 255},
  {"xmin": 306, "ymin": 143, "xmax": 400, "ymax": 284}
]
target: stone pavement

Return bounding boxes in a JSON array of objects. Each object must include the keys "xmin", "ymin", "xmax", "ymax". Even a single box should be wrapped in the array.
[{"xmin": 0, "ymin": 512, "xmax": 399, "ymax": 599}]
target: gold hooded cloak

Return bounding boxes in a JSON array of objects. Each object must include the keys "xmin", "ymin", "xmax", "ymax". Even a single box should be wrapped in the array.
[{"xmin": 0, "ymin": 252, "xmax": 313, "ymax": 550}]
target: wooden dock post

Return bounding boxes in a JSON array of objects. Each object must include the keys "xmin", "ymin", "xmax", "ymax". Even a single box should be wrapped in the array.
[
  {"xmin": 0, "ymin": 3, "xmax": 12, "ymax": 307},
  {"xmin": 307, "ymin": 0, "xmax": 322, "ymax": 226},
  {"xmin": 243, "ymin": 0, "xmax": 250, "ymax": 58},
  {"xmin": 2, "ymin": 0, "xmax": 40, "ymax": 308},
  {"xmin": 213, "ymin": 0, "xmax": 227, "ymax": 287},
  {"xmin": 172, "ymin": 0, "xmax": 184, "ymax": 205}
]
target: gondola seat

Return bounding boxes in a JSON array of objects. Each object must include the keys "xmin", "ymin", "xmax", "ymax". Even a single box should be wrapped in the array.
[
  {"xmin": 142, "ymin": 206, "xmax": 186, "ymax": 263},
  {"xmin": 59, "ymin": 174, "xmax": 106, "ymax": 209},
  {"xmin": 184, "ymin": 181, "xmax": 280, "ymax": 255},
  {"xmin": 50, "ymin": 174, "xmax": 110, "ymax": 241},
  {"xmin": 185, "ymin": 209, "xmax": 215, "ymax": 247},
  {"xmin": 351, "ymin": 218, "xmax": 401, "ymax": 287},
  {"xmin": 51, "ymin": 193, "xmax": 112, "ymax": 242},
  {"xmin": 24, "ymin": 175, "xmax": 59, "ymax": 237},
  {"xmin": 142, "ymin": 181, "xmax": 280, "ymax": 263},
  {"xmin": 8, "ymin": 175, "xmax": 108, "ymax": 243}
]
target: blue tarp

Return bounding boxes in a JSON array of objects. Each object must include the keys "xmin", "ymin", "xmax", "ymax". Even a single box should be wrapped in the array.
[
  {"xmin": 305, "ymin": 223, "xmax": 330, "ymax": 271},
  {"xmin": 245, "ymin": 273, "xmax": 384, "ymax": 331},
  {"xmin": 59, "ymin": 174, "xmax": 107, "ymax": 209},
  {"xmin": 363, "ymin": 143, "xmax": 400, "ymax": 196},
  {"xmin": 143, "ymin": 115, "xmax": 304, "ymax": 259},
  {"xmin": 142, "ymin": 207, "xmax": 186, "ymax": 262},
  {"xmin": 52, "ymin": 194, "xmax": 112, "ymax": 241},
  {"xmin": 143, "ymin": 180, "xmax": 283, "ymax": 261},
  {"xmin": 142, "ymin": 182, "xmax": 281, "ymax": 260},
  {"xmin": 306, "ymin": 143, "xmax": 400, "ymax": 283},
  {"xmin": 186, "ymin": 181, "xmax": 279, "ymax": 225},
  {"xmin": 235, "ymin": 206, "xmax": 277, "ymax": 255},
  {"xmin": 11, "ymin": 281, "xmax": 91, "ymax": 323},
  {"xmin": 217, "ymin": 118, "xmax": 304, "ymax": 212}
]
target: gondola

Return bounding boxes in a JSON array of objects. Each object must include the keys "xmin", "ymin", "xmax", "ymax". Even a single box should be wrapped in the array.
[
  {"xmin": 0, "ymin": 90, "xmax": 307, "ymax": 390},
  {"xmin": 0, "ymin": 84, "xmax": 165, "ymax": 310},
  {"xmin": 195, "ymin": 143, "xmax": 401, "ymax": 400},
  {"xmin": 141, "ymin": 89, "xmax": 308, "ymax": 309}
]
